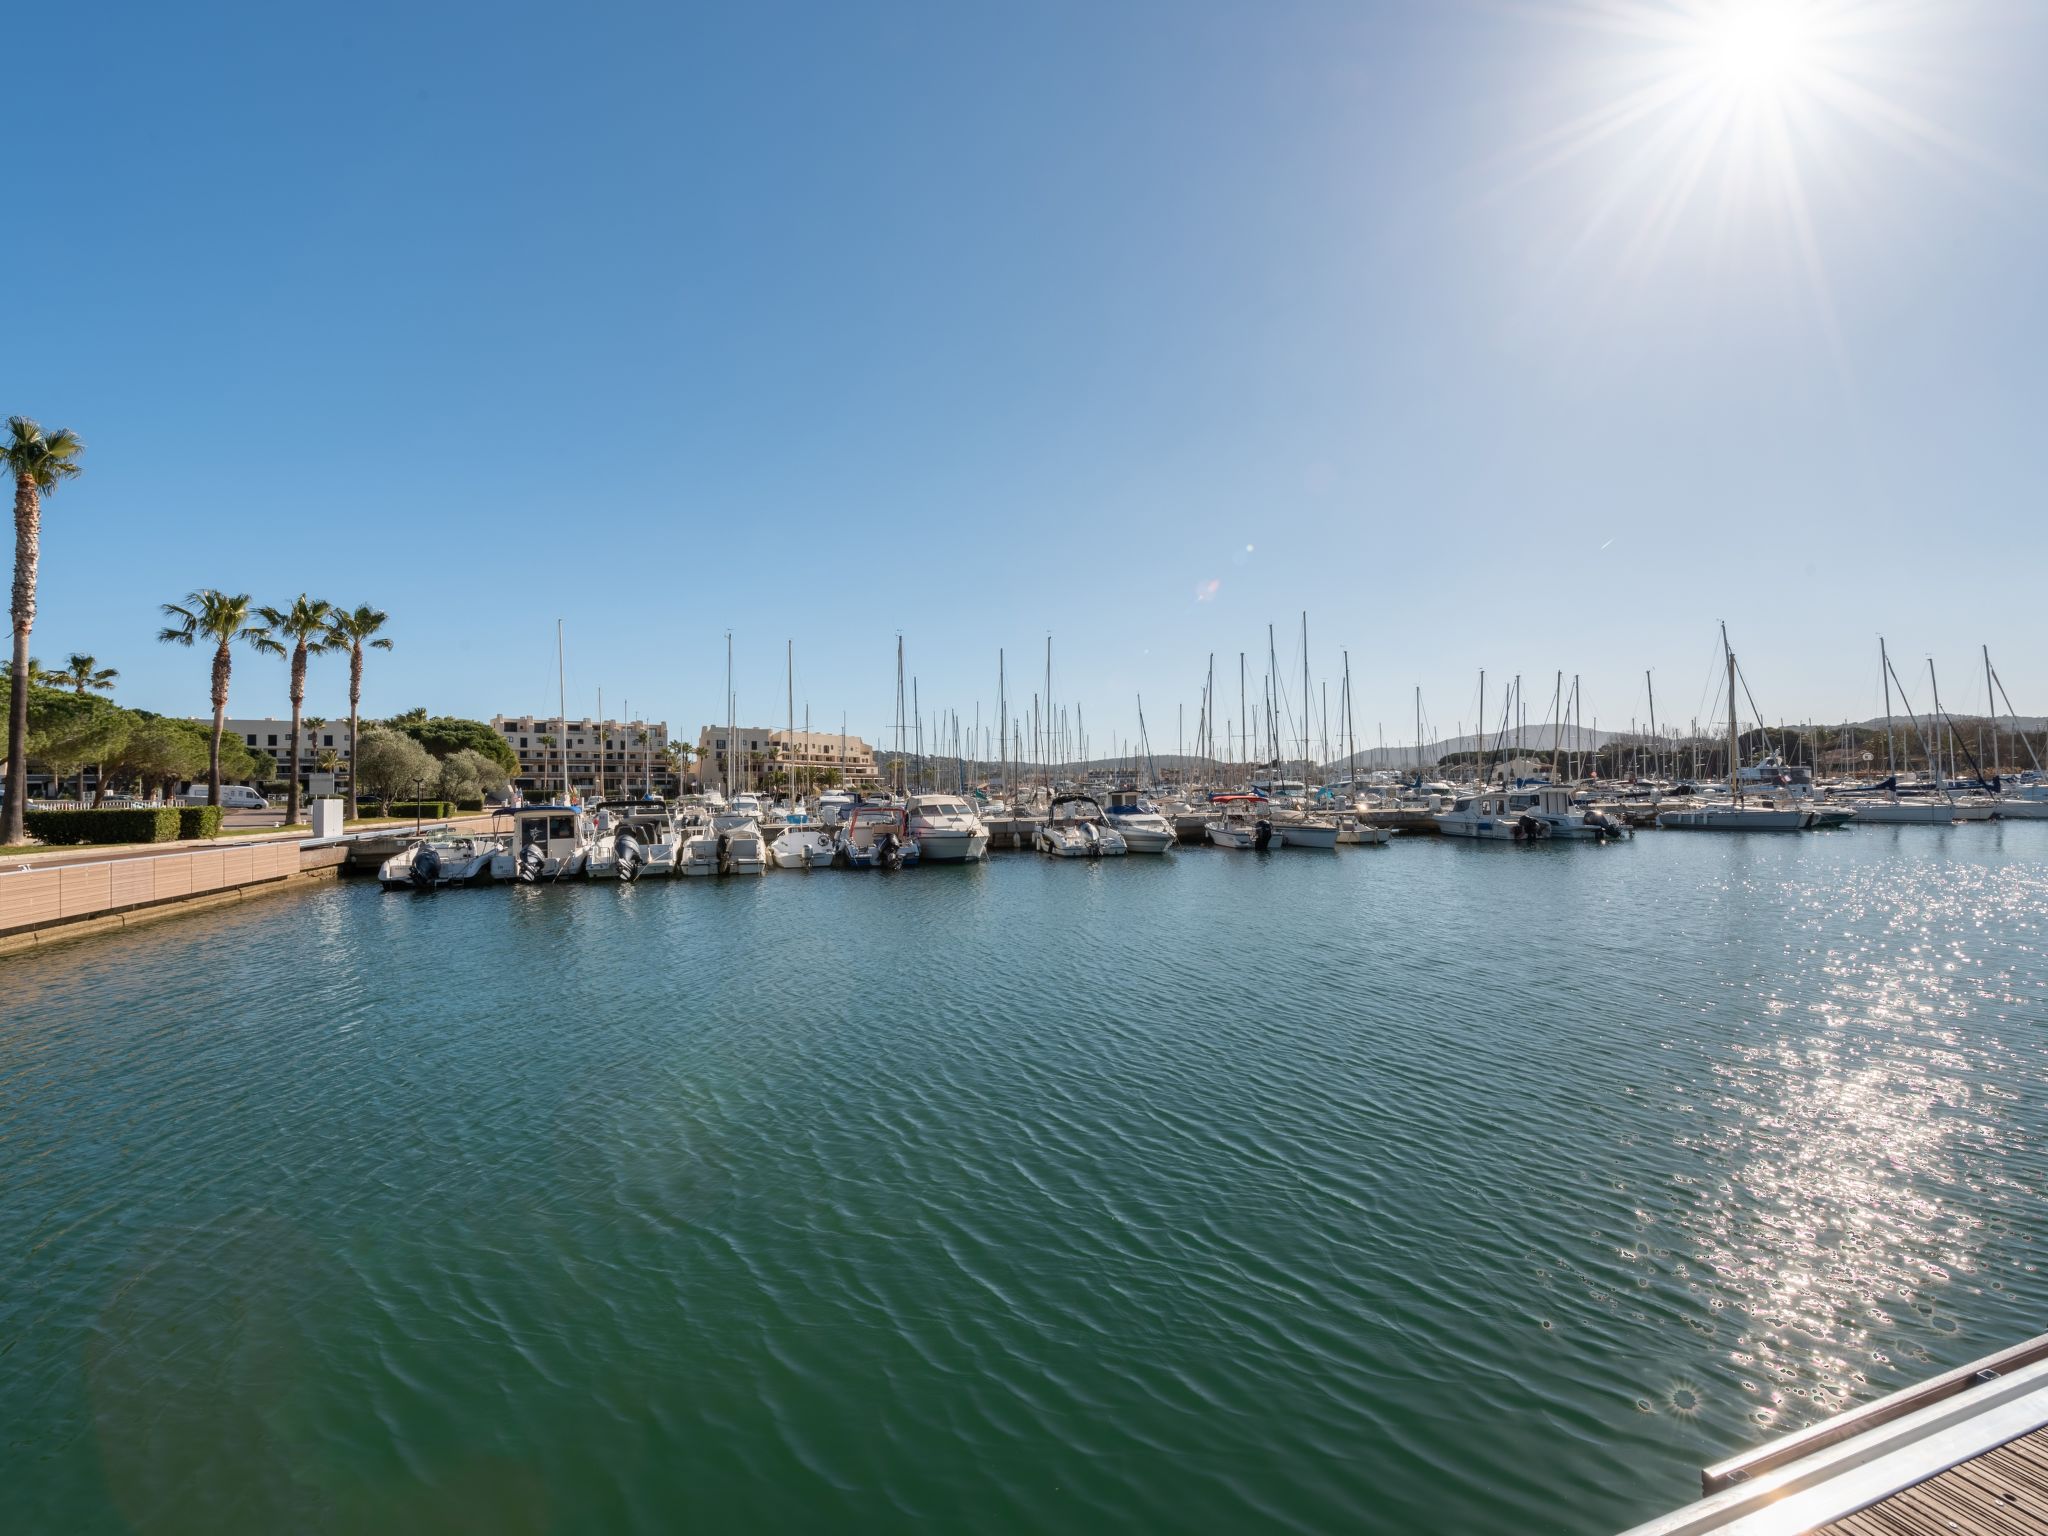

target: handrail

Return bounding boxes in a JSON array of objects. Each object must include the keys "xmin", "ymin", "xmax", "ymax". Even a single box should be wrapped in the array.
[{"xmin": 1701, "ymin": 1330, "xmax": 2048, "ymax": 1494}]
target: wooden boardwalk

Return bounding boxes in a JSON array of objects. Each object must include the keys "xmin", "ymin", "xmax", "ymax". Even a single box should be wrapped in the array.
[{"xmin": 1818, "ymin": 1424, "xmax": 2048, "ymax": 1535}]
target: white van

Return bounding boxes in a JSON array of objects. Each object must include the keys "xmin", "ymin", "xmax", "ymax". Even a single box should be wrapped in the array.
[{"xmin": 179, "ymin": 784, "xmax": 271, "ymax": 811}]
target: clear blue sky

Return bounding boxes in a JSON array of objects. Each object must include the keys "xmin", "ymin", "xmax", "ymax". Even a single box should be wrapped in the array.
[{"xmin": 12, "ymin": 0, "xmax": 2046, "ymax": 756}]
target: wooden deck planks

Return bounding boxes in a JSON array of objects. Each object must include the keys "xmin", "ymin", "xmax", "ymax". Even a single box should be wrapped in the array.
[{"xmin": 1817, "ymin": 1426, "xmax": 2048, "ymax": 1535}]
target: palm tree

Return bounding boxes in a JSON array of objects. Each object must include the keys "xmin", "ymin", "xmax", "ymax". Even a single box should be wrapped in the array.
[
  {"xmin": 4, "ymin": 417, "xmax": 85, "ymax": 843},
  {"xmin": 325, "ymin": 605, "xmax": 392, "ymax": 819},
  {"xmin": 48, "ymin": 653, "xmax": 120, "ymax": 803},
  {"xmin": 52, "ymin": 653, "xmax": 117, "ymax": 695},
  {"xmin": 254, "ymin": 596, "xmax": 339, "ymax": 823},
  {"xmin": 158, "ymin": 591, "xmax": 272, "ymax": 807}
]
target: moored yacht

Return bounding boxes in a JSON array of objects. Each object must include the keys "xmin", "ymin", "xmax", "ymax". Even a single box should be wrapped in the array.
[
  {"xmin": 492, "ymin": 805, "xmax": 597, "ymax": 881},
  {"xmin": 1038, "ymin": 792, "xmax": 1129, "ymax": 857},
  {"xmin": 1204, "ymin": 794, "xmax": 1273, "ymax": 850},
  {"xmin": 839, "ymin": 804, "xmax": 918, "ymax": 868},
  {"xmin": 587, "ymin": 801, "xmax": 682, "ymax": 880},
  {"xmin": 770, "ymin": 808, "xmax": 837, "ymax": 869},
  {"xmin": 906, "ymin": 794, "xmax": 991, "ymax": 862},
  {"xmin": 712, "ymin": 808, "xmax": 767, "ymax": 874},
  {"xmin": 1102, "ymin": 788, "xmax": 1177, "ymax": 853},
  {"xmin": 378, "ymin": 833, "xmax": 504, "ymax": 890},
  {"xmin": 1433, "ymin": 791, "xmax": 1536, "ymax": 841}
]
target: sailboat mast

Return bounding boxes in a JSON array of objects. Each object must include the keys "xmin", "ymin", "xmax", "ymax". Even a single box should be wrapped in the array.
[
  {"xmin": 557, "ymin": 618, "xmax": 569, "ymax": 801},
  {"xmin": 1300, "ymin": 612, "xmax": 1310, "ymax": 786},
  {"xmin": 1477, "ymin": 670, "xmax": 1487, "ymax": 788},
  {"xmin": 1881, "ymin": 638, "xmax": 1897, "ymax": 777},
  {"xmin": 1646, "ymin": 669, "xmax": 1658, "ymax": 783},
  {"xmin": 1724, "ymin": 624, "xmax": 1741, "ymax": 806},
  {"xmin": 786, "ymin": 638, "xmax": 794, "ymax": 805}
]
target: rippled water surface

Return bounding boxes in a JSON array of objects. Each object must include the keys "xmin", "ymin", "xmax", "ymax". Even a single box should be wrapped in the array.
[{"xmin": 4, "ymin": 825, "xmax": 2046, "ymax": 1534}]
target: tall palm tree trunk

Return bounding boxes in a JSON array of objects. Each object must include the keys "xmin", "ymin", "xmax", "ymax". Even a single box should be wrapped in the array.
[
  {"xmin": 208, "ymin": 641, "xmax": 231, "ymax": 807},
  {"xmin": 348, "ymin": 648, "xmax": 363, "ymax": 820},
  {"xmin": 287, "ymin": 645, "xmax": 307, "ymax": 823},
  {"xmin": 5, "ymin": 479, "xmax": 39, "ymax": 842}
]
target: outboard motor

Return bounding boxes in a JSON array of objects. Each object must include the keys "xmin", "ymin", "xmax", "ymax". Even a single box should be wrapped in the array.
[
  {"xmin": 1517, "ymin": 814, "xmax": 1548, "ymax": 840},
  {"xmin": 614, "ymin": 830, "xmax": 643, "ymax": 883},
  {"xmin": 1253, "ymin": 818, "xmax": 1273, "ymax": 851},
  {"xmin": 879, "ymin": 831, "xmax": 903, "ymax": 870},
  {"xmin": 517, "ymin": 840, "xmax": 547, "ymax": 884},
  {"xmin": 409, "ymin": 841, "xmax": 442, "ymax": 891}
]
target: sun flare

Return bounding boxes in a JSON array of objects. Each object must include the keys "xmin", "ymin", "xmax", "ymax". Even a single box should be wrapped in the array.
[{"xmin": 1703, "ymin": 3, "xmax": 1814, "ymax": 96}]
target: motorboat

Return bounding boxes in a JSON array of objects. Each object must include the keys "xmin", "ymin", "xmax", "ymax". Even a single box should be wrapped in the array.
[
  {"xmin": 816, "ymin": 790, "xmax": 856, "ymax": 828},
  {"xmin": 770, "ymin": 809, "xmax": 838, "ymax": 869},
  {"xmin": 1335, "ymin": 812, "xmax": 1391, "ymax": 846},
  {"xmin": 378, "ymin": 833, "xmax": 503, "ymax": 890},
  {"xmin": 839, "ymin": 805, "xmax": 918, "ymax": 869},
  {"xmin": 1507, "ymin": 785, "xmax": 1632, "ymax": 840},
  {"xmin": 1038, "ymin": 793, "xmax": 1129, "ymax": 857},
  {"xmin": 1102, "ymin": 788, "xmax": 1177, "ymax": 853},
  {"xmin": 1272, "ymin": 811, "xmax": 1340, "ymax": 849},
  {"xmin": 906, "ymin": 794, "xmax": 990, "ymax": 862},
  {"xmin": 586, "ymin": 801, "xmax": 682, "ymax": 881},
  {"xmin": 1844, "ymin": 796, "xmax": 1960, "ymax": 824},
  {"xmin": 1204, "ymin": 794, "xmax": 1273, "ymax": 851},
  {"xmin": 1433, "ymin": 792, "xmax": 1539, "ymax": 840},
  {"xmin": 675, "ymin": 803, "xmax": 721, "ymax": 877},
  {"xmin": 492, "ymin": 805, "xmax": 596, "ymax": 881},
  {"xmin": 713, "ymin": 809, "xmax": 767, "ymax": 875}
]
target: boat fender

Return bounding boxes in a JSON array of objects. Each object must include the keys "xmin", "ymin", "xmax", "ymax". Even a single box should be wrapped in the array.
[{"xmin": 410, "ymin": 842, "xmax": 441, "ymax": 890}]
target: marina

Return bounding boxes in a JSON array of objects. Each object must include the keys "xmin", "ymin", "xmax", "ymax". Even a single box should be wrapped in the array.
[{"xmin": 5, "ymin": 824, "xmax": 2046, "ymax": 1533}]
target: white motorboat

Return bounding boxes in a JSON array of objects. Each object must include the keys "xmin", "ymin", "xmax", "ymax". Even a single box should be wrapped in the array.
[
  {"xmin": 378, "ymin": 833, "xmax": 503, "ymax": 890},
  {"xmin": 816, "ymin": 790, "xmax": 856, "ymax": 828},
  {"xmin": 1336, "ymin": 820, "xmax": 1391, "ymax": 845},
  {"xmin": 1433, "ymin": 792, "xmax": 1538, "ymax": 841},
  {"xmin": 1204, "ymin": 795, "xmax": 1273, "ymax": 850},
  {"xmin": 712, "ymin": 809, "xmax": 767, "ymax": 875},
  {"xmin": 586, "ymin": 801, "xmax": 682, "ymax": 880},
  {"xmin": 492, "ymin": 805, "xmax": 597, "ymax": 881},
  {"xmin": 770, "ymin": 809, "xmax": 838, "ymax": 869},
  {"xmin": 839, "ymin": 804, "xmax": 918, "ymax": 869},
  {"xmin": 675, "ymin": 804, "xmax": 721, "ymax": 877},
  {"xmin": 1995, "ymin": 797, "xmax": 2048, "ymax": 820},
  {"xmin": 1102, "ymin": 789, "xmax": 1177, "ymax": 853},
  {"xmin": 905, "ymin": 794, "xmax": 989, "ymax": 862},
  {"xmin": 1273, "ymin": 812, "xmax": 1340, "ymax": 849},
  {"xmin": 1038, "ymin": 792, "xmax": 1128, "ymax": 857},
  {"xmin": 1507, "ymin": 785, "xmax": 1632, "ymax": 840}
]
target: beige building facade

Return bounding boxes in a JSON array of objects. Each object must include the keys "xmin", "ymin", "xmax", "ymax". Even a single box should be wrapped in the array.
[
  {"xmin": 696, "ymin": 725, "xmax": 881, "ymax": 792},
  {"xmin": 493, "ymin": 716, "xmax": 678, "ymax": 799}
]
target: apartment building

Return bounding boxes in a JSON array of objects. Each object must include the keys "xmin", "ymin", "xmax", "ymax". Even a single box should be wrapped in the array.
[
  {"xmin": 695, "ymin": 725, "xmax": 881, "ymax": 792},
  {"xmin": 492, "ymin": 716, "xmax": 678, "ymax": 799}
]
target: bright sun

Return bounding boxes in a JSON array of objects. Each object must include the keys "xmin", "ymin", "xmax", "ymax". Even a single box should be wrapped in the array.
[{"xmin": 1703, "ymin": 3, "xmax": 1814, "ymax": 95}]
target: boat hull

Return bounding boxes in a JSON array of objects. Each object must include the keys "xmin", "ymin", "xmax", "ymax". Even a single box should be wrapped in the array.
[
  {"xmin": 1275, "ymin": 822, "xmax": 1338, "ymax": 849},
  {"xmin": 913, "ymin": 829, "xmax": 989, "ymax": 862},
  {"xmin": 1656, "ymin": 807, "xmax": 1812, "ymax": 831}
]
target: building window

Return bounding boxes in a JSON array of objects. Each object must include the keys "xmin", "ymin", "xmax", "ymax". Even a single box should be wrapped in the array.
[
  {"xmin": 267, "ymin": 734, "xmax": 278, "ymax": 746},
  {"xmin": 323, "ymin": 734, "xmax": 334, "ymax": 746},
  {"xmin": 246, "ymin": 734, "xmax": 257, "ymax": 745}
]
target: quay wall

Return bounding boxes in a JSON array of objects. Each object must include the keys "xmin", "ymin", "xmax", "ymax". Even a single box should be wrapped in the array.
[{"xmin": 0, "ymin": 841, "xmax": 340, "ymax": 957}]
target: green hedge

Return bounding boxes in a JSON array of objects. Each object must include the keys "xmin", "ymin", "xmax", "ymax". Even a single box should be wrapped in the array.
[
  {"xmin": 23, "ymin": 807, "xmax": 182, "ymax": 845},
  {"xmin": 383, "ymin": 801, "xmax": 454, "ymax": 819},
  {"xmin": 454, "ymin": 798, "xmax": 485, "ymax": 813},
  {"xmin": 353, "ymin": 800, "xmax": 386, "ymax": 819},
  {"xmin": 177, "ymin": 806, "xmax": 223, "ymax": 839}
]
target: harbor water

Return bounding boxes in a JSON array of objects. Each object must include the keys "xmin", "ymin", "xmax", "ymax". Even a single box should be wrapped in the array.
[{"xmin": 4, "ymin": 825, "xmax": 2046, "ymax": 1534}]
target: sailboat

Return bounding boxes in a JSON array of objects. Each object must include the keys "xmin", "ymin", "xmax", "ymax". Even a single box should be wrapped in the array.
[{"xmin": 1657, "ymin": 627, "xmax": 1814, "ymax": 831}]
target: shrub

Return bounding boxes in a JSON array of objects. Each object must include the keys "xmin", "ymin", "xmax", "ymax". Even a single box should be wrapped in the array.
[
  {"xmin": 23, "ymin": 807, "xmax": 182, "ymax": 845},
  {"xmin": 352, "ymin": 801, "xmax": 386, "ymax": 819},
  {"xmin": 384, "ymin": 800, "xmax": 454, "ymax": 819},
  {"xmin": 455, "ymin": 798, "xmax": 485, "ymax": 813},
  {"xmin": 177, "ymin": 806, "xmax": 223, "ymax": 839}
]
